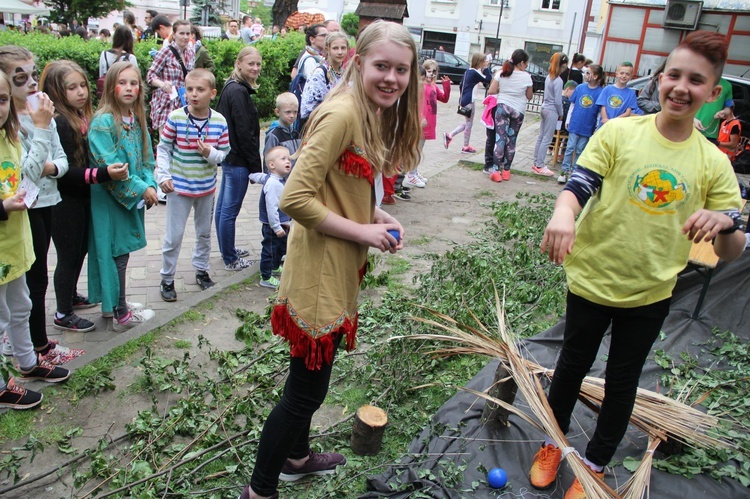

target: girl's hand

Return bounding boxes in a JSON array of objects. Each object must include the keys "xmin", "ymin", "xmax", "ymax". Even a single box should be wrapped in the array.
[
  {"xmin": 540, "ymin": 207, "xmax": 577, "ymax": 265},
  {"xmin": 160, "ymin": 180, "xmax": 174, "ymax": 193},
  {"xmin": 29, "ymin": 93, "xmax": 54, "ymax": 129},
  {"xmin": 142, "ymin": 187, "xmax": 158, "ymax": 207},
  {"xmin": 2, "ymin": 190, "xmax": 27, "ymax": 212},
  {"xmin": 683, "ymin": 209, "xmax": 734, "ymax": 243},
  {"xmin": 161, "ymin": 81, "xmax": 173, "ymax": 94},
  {"xmin": 360, "ymin": 223, "xmax": 403, "ymax": 253},
  {"xmin": 107, "ymin": 162, "xmax": 129, "ymax": 181},
  {"xmin": 42, "ymin": 160, "xmax": 57, "ymax": 177},
  {"xmin": 441, "ymin": 76, "xmax": 451, "ymax": 83}
]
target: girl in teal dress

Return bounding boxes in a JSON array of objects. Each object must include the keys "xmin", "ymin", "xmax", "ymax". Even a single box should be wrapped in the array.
[{"xmin": 88, "ymin": 61, "xmax": 158, "ymax": 332}]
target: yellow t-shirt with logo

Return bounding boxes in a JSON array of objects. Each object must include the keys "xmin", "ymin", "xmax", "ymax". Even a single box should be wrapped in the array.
[
  {"xmin": 566, "ymin": 114, "xmax": 742, "ymax": 308},
  {"xmin": 0, "ymin": 133, "xmax": 33, "ymax": 285}
]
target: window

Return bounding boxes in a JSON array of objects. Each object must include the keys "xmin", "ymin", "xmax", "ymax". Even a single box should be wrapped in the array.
[{"xmin": 540, "ymin": 0, "xmax": 561, "ymax": 10}]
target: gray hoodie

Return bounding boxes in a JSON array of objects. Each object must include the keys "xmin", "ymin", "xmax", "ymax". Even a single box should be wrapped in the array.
[{"xmin": 19, "ymin": 114, "xmax": 68, "ymax": 209}]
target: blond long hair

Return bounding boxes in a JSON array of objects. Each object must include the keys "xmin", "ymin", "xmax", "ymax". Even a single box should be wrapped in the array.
[
  {"xmin": 230, "ymin": 46, "xmax": 261, "ymax": 89},
  {"xmin": 94, "ymin": 61, "xmax": 150, "ymax": 154},
  {"xmin": 39, "ymin": 60, "xmax": 93, "ymax": 168},
  {"xmin": 306, "ymin": 21, "xmax": 422, "ymax": 177}
]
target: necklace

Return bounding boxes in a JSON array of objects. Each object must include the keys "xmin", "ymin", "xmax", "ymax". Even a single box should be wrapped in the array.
[{"xmin": 121, "ymin": 109, "xmax": 135, "ymax": 132}]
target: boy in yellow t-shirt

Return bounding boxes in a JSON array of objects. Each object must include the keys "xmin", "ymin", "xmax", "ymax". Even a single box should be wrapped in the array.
[{"xmin": 532, "ymin": 31, "xmax": 745, "ymax": 498}]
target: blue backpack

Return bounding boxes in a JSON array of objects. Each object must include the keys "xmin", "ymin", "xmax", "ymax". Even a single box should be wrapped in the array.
[{"xmin": 290, "ymin": 54, "xmax": 328, "ymax": 103}]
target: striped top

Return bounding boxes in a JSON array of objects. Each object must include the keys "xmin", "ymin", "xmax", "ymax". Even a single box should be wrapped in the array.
[{"xmin": 155, "ymin": 107, "xmax": 230, "ymax": 197}]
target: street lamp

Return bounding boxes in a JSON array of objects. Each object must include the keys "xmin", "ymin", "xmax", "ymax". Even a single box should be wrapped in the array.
[{"xmin": 494, "ymin": 0, "xmax": 509, "ymax": 58}]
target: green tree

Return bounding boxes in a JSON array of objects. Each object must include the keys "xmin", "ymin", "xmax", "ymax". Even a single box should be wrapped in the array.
[
  {"xmin": 341, "ymin": 13, "xmax": 359, "ymax": 36},
  {"xmin": 190, "ymin": 0, "xmax": 228, "ymax": 26},
  {"xmin": 44, "ymin": 0, "xmax": 130, "ymax": 27}
]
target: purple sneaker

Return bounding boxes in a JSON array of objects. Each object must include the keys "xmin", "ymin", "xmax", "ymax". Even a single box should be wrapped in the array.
[{"xmin": 278, "ymin": 450, "xmax": 347, "ymax": 482}]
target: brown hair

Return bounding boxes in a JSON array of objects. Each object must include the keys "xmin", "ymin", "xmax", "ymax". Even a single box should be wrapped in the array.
[
  {"xmin": 548, "ymin": 52, "xmax": 568, "ymax": 79},
  {"xmin": 95, "ymin": 61, "xmax": 150, "ymax": 154},
  {"xmin": 672, "ymin": 30, "xmax": 728, "ymax": 82},
  {"xmin": 0, "ymin": 71, "xmax": 19, "ymax": 144},
  {"xmin": 501, "ymin": 49, "xmax": 529, "ymax": 78},
  {"xmin": 39, "ymin": 60, "xmax": 93, "ymax": 168},
  {"xmin": 186, "ymin": 68, "xmax": 215, "ymax": 89},
  {"xmin": 587, "ymin": 64, "xmax": 605, "ymax": 87},
  {"xmin": 470, "ymin": 52, "xmax": 485, "ymax": 70}
]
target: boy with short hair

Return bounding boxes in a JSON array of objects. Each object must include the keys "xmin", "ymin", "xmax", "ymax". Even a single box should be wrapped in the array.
[
  {"xmin": 155, "ymin": 69, "xmax": 230, "ymax": 301},
  {"xmin": 534, "ymin": 32, "xmax": 745, "ymax": 499},
  {"xmin": 257, "ymin": 146, "xmax": 292, "ymax": 289},
  {"xmin": 263, "ymin": 92, "xmax": 301, "ymax": 171},
  {"xmin": 596, "ymin": 62, "xmax": 641, "ymax": 125}
]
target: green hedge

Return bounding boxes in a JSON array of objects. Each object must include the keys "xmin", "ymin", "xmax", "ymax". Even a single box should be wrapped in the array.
[{"xmin": 0, "ymin": 30, "xmax": 305, "ymax": 119}]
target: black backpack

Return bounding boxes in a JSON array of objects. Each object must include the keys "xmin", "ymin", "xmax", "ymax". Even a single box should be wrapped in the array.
[{"xmin": 290, "ymin": 54, "xmax": 328, "ymax": 103}]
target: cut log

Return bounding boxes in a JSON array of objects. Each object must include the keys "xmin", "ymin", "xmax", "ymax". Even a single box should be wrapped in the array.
[
  {"xmin": 481, "ymin": 363, "xmax": 518, "ymax": 427},
  {"xmin": 350, "ymin": 405, "xmax": 388, "ymax": 456}
]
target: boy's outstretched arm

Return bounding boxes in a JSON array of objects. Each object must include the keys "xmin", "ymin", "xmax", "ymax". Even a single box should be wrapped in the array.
[
  {"xmin": 683, "ymin": 209, "xmax": 746, "ymax": 262},
  {"xmin": 541, "ymin": 191, "xmax": 582, "ymax": 265}
]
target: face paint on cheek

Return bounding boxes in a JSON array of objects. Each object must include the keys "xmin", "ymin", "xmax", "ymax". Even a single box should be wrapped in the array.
[
  {"xmin": 115, "ymin": 86, "xmax": 121, "ymax": 96},
  {"xmin": 133, "ymin": 87, "xmax": 140, "ymax": 97}
]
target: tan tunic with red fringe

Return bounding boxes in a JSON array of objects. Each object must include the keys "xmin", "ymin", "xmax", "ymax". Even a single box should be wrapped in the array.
[{"xmin": 272, "ymin": 93, "xmax": 374, "ymax": 370}]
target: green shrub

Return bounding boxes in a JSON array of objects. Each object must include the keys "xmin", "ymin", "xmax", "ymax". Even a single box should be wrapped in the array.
[
  {"xmin": 341, "ymin": 13, "xmax": 360, "ymax": 36},
  {"xmin": 0, "ymin": 30, "xmax": 305, "ymax": 119}
]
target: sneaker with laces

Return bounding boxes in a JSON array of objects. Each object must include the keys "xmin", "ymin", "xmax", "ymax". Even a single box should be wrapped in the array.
[
  {"xmin": 54, "ymin": 312, "xmax": 96, "ymax": 332},
  {"xmin": 160, "ymin": 280, "xmax": 177, "ymax": 302},
  {"xmin": 225, "ymin": 258, "xmax": 251, "ymax": 271},
  {"xmin": 260, "ymin": 276, "xmax": 280, "ymax": 289},
  {"xmin": 529, "ymin": 444, "xmax": 562, "ymax": 489},
  {"xmin": 195, "ymin": 271, "xmax": 216, "ymax": 290},
  {"xmin": 236, "ymin": 248, "xmax": 251, "ymax": 258},
  {"xmin": 18, "ymin": 355, "xmax": 70, "ymax": 383},
  {"xmin": 443, "ymin": 132, "xmax": 452, "ymax": 149},
  {"xmin": 72, "ymin": 293, "xmax": 97, "ymax": 310},
  {"xmin": 41, "ymin": 342, "xmax": 85, "ymax": 365},
  {"xmin": 416, "ymin": 172, "xmax": 428, "ymax": 183},
  {"xmin": 394, "ymin": 190, "xmax": 411, "ymax": 201},
  {"xmin": 381, "ymin": 194, "xmax": 396, "ymax": 205},
  {"xmin": 102, "ymin": 302, "xmax": 144, "ymax": 318},
  {"xmin": 113, "ymin": 309, "xmax": 156, "ymax": 333},
  {"xmin": 557, "ymin": 172, "xmax": 569, "ymax": 184},
  {"xmin": 532, "ymin": 166, "xmax": 556, "ymax": 177},
  {"xmin": 461, "ymin": 145, "xmax": 478, "ymax": 153},
  {"xmin": 490, "ymin": 171, "xmax": 503, "ymax": 183},
  {"xmin": 272, "ymin": 265, "xmax": 283, "ymax": 276},
  {"xmin": 565, "ymin": 471, "xmax": 605, "ymax": 499},
  {"xmin": 279, "ymin": 450, "xmax": 347, "ymax": 482},
  {"xmin": 501, "ymin": 169, "xmax": 511, "ymax": 181},
  {"xmin": 403, "ymin": 175, "xmax": 425, "ymax": 188},
  {"xmin": 0, "ymin": 379, "xmax": 43, "ymax": 409}
]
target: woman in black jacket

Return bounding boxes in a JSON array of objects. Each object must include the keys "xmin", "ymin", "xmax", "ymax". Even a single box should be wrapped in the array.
[{"xmin": 215, "ymin": 46, "xmax": 262, "ymax": 270}]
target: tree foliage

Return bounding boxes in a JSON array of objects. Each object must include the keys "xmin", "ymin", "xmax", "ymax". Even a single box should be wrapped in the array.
[
  {"xmin": 44, "ymin": 0, "xmax": 130, "ymax": 27},
  {"xmin": 341, "ymin": 13, "xmax": 359, "ymax": 36},
  {"xmin": 190, "ymin": 0, "xmax": 228, "ymax": 27},
  {"xmin": 272, "ymin": 0, "xmax": 299, "ymax": 28}
]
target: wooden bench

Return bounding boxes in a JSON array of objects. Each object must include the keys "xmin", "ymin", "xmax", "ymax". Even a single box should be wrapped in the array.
[
  {"xmin": 686, "ymin": 199, "xmax": 747, "ymax": 319},
  {"xmin": 551, "ymin": 129, "xmax": 568, "ymax": 167}
]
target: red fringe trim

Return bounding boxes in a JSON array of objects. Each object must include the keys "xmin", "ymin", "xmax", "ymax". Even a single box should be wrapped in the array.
[
  {"xmin": 339, "ymin": 150, "xmax": 374, "ymax": 186},
  {"xmin": 271, "ymin": 305, "xmax": 358, "ymax": 371}
]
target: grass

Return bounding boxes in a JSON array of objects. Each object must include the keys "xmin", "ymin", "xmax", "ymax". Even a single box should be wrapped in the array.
[
  {"xmin": 410, "ymin": 235, "xmax": 432, "ymax": 246},
  {"xmin": 173, "ymin": 339, "xmax": 192, "ymax": 349},
  {"xmin": 474, "ymin": 189, "xmax": 495, "ymax": 198}
]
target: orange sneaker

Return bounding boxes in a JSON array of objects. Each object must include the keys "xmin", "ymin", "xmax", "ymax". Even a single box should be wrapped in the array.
[
  {"xmin": 529, "ymin": 444, "xmax": 562, "ymax": 489},
  {"xmin": 564, "ymin": 471, "xmax": 605, "ymax": 499}
]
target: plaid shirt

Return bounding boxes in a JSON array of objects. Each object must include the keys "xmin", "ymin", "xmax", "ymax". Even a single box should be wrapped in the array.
[{"xmin": 147, "ymin": 42, "xmax": 195, "ymax": 130}]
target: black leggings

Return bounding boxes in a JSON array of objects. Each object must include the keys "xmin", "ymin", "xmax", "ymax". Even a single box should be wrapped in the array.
[
  {"xmin": 250, "ymin": 334, "xmax": 343, "ymax": 496},
  {"xmin": 547, "ymin": 292, "xmax": 670, "ymax": 466},
  {"xmin": 26, "ymin": 207, "xmax": 53, "ymax": 350},
  {"xmin": 52, "ymin": 196, "xmax": 90, "ymax": 315}
]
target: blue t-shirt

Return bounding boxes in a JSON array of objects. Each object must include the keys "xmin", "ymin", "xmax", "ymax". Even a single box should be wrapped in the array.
[
  {"xmin": 568, "ymin": 84, "xmax": 604, "ymax": 137},
  {"xmin": 596, "ymin": 85, "xmax": 641, "ymax": 120}
]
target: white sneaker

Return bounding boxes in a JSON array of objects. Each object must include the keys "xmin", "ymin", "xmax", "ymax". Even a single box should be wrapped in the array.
[
  {"xmin": 403, "ymin": 175, "xmax": 425, "ymax": 188},
  {"xmin": 113, "ymin": 309, "xmax": 156, "ymax": 333},
  {"xmin": 416, "ymin": 172, "xmax": 428, "ymax": 184},
  {"xmin": 557, "ymin": 173, "xmax": 568, "ymax": 184},
  {"xmin": 102, "ymin": 302, "xmax": 144, "ymax": 318}
]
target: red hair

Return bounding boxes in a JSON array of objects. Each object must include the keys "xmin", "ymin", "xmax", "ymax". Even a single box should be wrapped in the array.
[{"xmin": 675, "ymin": 31, "xmax": 728, "ymax": 81}]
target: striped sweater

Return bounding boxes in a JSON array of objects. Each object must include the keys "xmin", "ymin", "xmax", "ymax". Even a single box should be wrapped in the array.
[{"xmin": 155, "ymin": 107, "xmax": 230, "ymax": 197}]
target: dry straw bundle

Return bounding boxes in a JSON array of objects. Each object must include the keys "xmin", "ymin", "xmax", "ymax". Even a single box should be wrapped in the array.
[{"xmin": 391, "ymin": 291, "xmax": 736, "ymax": 499}]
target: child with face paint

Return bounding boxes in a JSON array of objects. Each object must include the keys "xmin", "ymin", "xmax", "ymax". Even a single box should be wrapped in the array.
[
  {"xmin": 88, "ymin": 61, "xmax": 158, "ymax": 332},
  {"xmin": 39, "ymin": 61, "xmax": 129, "ymax": 343},
  {"xmin": 0, "ymin": 46, "xmax": 80, "ymax": 368}
]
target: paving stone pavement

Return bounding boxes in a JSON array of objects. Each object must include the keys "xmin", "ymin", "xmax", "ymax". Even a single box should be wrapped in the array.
[{"xmin": 39, "ymin": 85, "xmax": 546, "ymax": 366}]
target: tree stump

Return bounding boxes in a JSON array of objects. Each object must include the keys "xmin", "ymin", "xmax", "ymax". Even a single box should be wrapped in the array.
[
  {"xmin": 481, "ymin": 363, "xmax": 518, "ymax": 427},
  {"xmin": 350, "ymin": 405, "xmax": 388, "ymax": 456}
]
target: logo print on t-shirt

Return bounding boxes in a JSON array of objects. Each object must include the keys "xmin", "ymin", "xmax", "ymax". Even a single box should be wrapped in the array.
[
  {"xmin": 580, "ymin": 95, "xmax": 594, "ymax": 108},
  {"xmin": 629, "ymin": 168, "xmax": 688, "ymax": 215},
  {"xmin": 608, "ymin": 95, "xmax": 624, "ymax": 109},
  {"xmin": 0, "ymin": 161, "xmax": 19, "ymax": 198}
]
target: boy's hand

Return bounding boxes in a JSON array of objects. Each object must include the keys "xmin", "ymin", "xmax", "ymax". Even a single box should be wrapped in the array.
[
  {"xmin": 107, "ymin": 162, "xmax": 129, "ymax": 181},
  {"xmin": 2, "ymin": 190, "xmax": 27, "ymax": 213},
  {"xmin": 683, "ymin": 209, "xmax": 734, "ymax": 243},
  {"xmin": 541, "ymin": 206, "xmax": 577, "ymax": 265},
  {"xmin": 693, "ymin": 118, "xmax": 705, "ymax": 131},
  {"xmin": 196, "ymin": 139, "xmax": 211, "ymax": 158},
  {"xmin": 142, "ymin": 187, "xmax": 158, "ymax": 207},
  {"xmin": 275, "ymin": 228, "xmax": 286, "ymax": 237},
  {"xmin": 160, "ymin": 180, "xmax": 174, "ymax": 193}
]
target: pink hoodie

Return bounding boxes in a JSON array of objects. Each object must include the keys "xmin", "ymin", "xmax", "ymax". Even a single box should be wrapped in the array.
[{"xmin": 421, "ymin": 79, "xmax": 451, "ymax": 140}]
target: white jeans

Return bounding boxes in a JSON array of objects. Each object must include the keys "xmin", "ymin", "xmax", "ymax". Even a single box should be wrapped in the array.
[
  {"xmin": 160, "ymin": 192, "xmax": 215, "ymax": 281},
  {"xmin": 0, "ymin": 276, "xmax": 38, "ymax": 387}
]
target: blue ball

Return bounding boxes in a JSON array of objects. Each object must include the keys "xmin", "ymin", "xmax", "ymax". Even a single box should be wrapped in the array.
[
  {"xmin": 487, "ymin": 467, "xmax": 507, "ymax": 489},
  {"xmin": 387, "ymin": 229, "xmax": 401, "ymax": 245}
]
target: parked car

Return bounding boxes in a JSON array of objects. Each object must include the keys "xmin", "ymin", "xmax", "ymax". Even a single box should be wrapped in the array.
[
  {"xmin": 627, "ymin": 73, "xmax": 750, "ymax": 121},
  {"xmin": 489, "ymin": 58, "xmax": 546, "ymax": 93},
  {"xmin": 418, "ymin": 49, "xmax": 470, "ymax": 84}
]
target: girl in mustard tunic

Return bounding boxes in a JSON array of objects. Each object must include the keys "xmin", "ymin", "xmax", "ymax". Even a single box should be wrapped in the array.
[{"xmin": 240, "ymin": 21, "xmax": 423, "ymax": 499}]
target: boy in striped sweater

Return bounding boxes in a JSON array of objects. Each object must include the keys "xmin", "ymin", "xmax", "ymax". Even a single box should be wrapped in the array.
[{"xmin": 155, "ymin": 69, "xmax": 230, "ymax": 301}]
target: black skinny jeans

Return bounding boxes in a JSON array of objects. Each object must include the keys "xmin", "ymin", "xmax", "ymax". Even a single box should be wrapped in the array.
[
  {"xmin": 250, "ymin": 334, "xmax": 343, "ymax": 496},
  {"xmin": 52, "ymin": 196, "xmax": 90, "ymax": 315},
  {"xmin": 547, "ymin": 292, "xmax": 671, "ymax": 466},
  {"xmin": 26, "ymin": 207, "xmax": 53, "ymax": 349}
]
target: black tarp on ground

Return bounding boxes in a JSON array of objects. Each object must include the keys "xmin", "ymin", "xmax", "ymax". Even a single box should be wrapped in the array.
[{"xmin": 362, "ymin": 252, "xmax": 750, "ymax": 498}]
